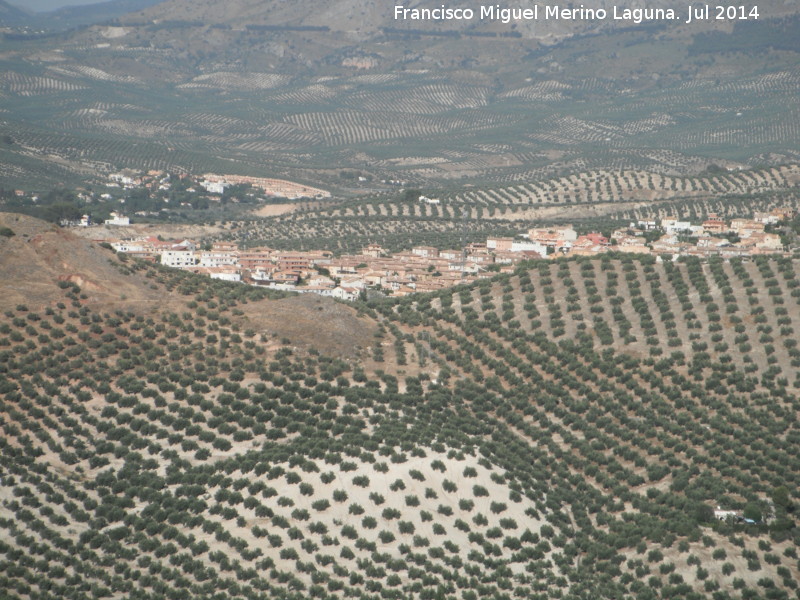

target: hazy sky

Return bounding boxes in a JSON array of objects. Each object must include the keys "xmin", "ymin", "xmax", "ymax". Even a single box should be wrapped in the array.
[{"xmin": 11, "ymin": 0, "xmax": 102, "ymax": 11}]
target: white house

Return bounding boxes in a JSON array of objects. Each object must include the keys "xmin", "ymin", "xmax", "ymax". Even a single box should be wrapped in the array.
[
  {"xmin": 295, "ymin": 286, "xmax": 336, "ymax": 297},
  {"xmin": 198, "ymin": 250, "xmax": 237, "ymax": 268},
  {"xmin": 661, "ymin": 217, "xmax": 692, "ymax": 235},
  {"xmin": 332, "ymin": 287, "xmax": 361, "ymax": 301},
  {"xmin": 340, "ymin": 276, "xmax": 366, "ymax": 289},
  {"xmin": 201, "ymin": 180, "xmax": 230, "ymax": 195},
  {"xmin": 161, "ymin": 250, "xmax": 198, "ymax": 268},
  {"xmin": 104, "ymin": 212, "xmax": 130, "ymax": 226},
  {"xmin": 109, "ymin": 173, "xmax": 135, "ymax": 186},
  {"xmin": 511, "ymin": 240, "xmax": 547, "ymax": 255},
  {"xmin": 111, "ymin": 239, "xmax": 146, "ymax": 253},
  {"xmin": 210, "ymin": 271, "xmax": 241, "ymax": 282}
]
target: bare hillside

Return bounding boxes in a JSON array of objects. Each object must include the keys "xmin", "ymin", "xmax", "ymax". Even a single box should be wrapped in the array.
[{"xmin": 0, "ymin": 212, "xmax": 164, "ymax": 310}]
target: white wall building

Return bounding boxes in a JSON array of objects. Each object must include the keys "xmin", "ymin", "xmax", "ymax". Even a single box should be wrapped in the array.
[
  {"xmin": 161, "ymin": 251, "xmax": 198, "ymax": 268},
  {"xmin": 511, "ymin": 240, "xmax": 547, "ymax": 255},
  {"xmin": 210, "ymin": 272, "xmax": 241, "ymax": 282},
  {"xmin": 111, "ymin": 240, "xmax": 146, "ymax": 253},
  {"xmin": 104, "ymin": 212, "xmax": 130, "ymax": 226},
  {"xmin": 661, "ymin": 218, "xmax": 692, "ymax": 235},
  {"xmin": 201, "ymin": 180, "xmax": 230, "ymax": 195},
  {"xmin": 198, "ymin": 251, "xmax": 237, "ymax": 268},
  {"xmin": 332, "ymin": 287, "xmax": 361, "ymax": 301}
]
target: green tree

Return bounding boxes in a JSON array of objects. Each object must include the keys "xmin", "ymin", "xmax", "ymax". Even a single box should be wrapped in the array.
[{"xmin": 743, "ymin": 502, "xmax": 762, "ymax": 523}]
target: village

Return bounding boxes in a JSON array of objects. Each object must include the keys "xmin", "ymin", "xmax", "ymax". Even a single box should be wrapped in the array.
[
  {"xmin": 105, "ymin": 170, "xmax": 331, "ymax": 201},
  {"xmin": 98, "ymin": 207, "xmax": 796, "ymax": 299}
]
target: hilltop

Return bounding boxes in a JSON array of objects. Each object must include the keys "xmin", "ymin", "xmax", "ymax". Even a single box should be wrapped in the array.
[
  {"xmin": 0, "ymin": 212, "xmax": 377, "ymax": 356},
  {"xmin": 0, "ymin": 212, "xmax": 166, "ymax": 309}
]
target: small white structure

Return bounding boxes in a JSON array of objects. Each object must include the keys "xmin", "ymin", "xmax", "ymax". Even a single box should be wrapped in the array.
[
  {"xmin": 713, "ymin": 507, "xmax": 740, "ymax": 521},
  {"xmin": 109, "ymin": 173, "xmax": 134, "ymax": 186},
  {"xmin": 210, "ymin": 271, "xmax": 241, "ymax": 282},
  {"xmin": 111, "ymin": 240, "xmax": 146, "ymax": 253},
  {"xmin": 635, "ymin": 220, "xmax": 659, "ymax": 230},
  {"xmin": 104, "ymin": 212, "xmax": 130, "ymax": 226},
  {"xmin": 296, "ymin": 286, "xmax": 336, "ymax": 297},
  {"xmin": 201, "ymin": 180, "xmax": 229, "ymax": 194}
]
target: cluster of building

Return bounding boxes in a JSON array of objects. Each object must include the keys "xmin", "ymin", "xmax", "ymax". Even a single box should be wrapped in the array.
[
  {"xmin": 106, "ymin": 237, "xmax": 506, "ymax": 298},
  {"xmin": 617, "ymin": 208, "xmax": 793, "ymax": 257},
  {"xmin": 107, "ymin": 170, "xmax": 170, "ymax": 191},
  {"xmin": 511, "ymin": 208, "xmax": 793, "ymax": 259},
  {"xmin": 104, "ymin": 169, "xmax": 330, "ymax": 200},
  {"xmin": 200, "ymin": 174, "xmax": 330, "ymax": 200},
  {"xmin": 100, "ymin": 207, "xmax": 795, "ymax": 299},
  {"xmin": 62, "ymin": 211, "xmax": 130, "ymax": 228},
  {"xmin": 649, "ymin": 210, "xmax": 792, "ymax": 256}
]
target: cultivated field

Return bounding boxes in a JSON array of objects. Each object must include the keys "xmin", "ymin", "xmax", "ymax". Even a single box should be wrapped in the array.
[
  {"xmin": 1, "ymin": 29, "xmax": 799, "ymax": 190},
  {"xmin": 215, "ymin": 165, "xmax": 800, "ymax": 254},
  {"xmin": 1, "ymin": 219, "xmax": 798, "ymax": 600}
]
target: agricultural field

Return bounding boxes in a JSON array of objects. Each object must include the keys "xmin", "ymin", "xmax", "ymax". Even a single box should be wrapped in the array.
[
  {"xmin": 1, "ymin": 213, "xmax": 799, "ymax": 600},
  {"xmin": 608, "ymin": 192, "xmax": 800, "ymax": 229},
  {"xmin": 1, "ymin": 20, "xmax": 799, "ymax": 190},
  {"xmin": 215, "ymin": 165, "xmax": 800, "ymax": 254}
]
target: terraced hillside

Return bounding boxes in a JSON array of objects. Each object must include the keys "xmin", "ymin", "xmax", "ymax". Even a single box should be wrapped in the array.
[
  {"xmin": 1, "ymin": 215, "xmax": 798, "ymax": 600},
  {"xmin": 219, "ymin": 165, "xmax": 800, "ymax": 253},
  {"xmin": 1, "ymin": 10, "xmax": 800, "ymax": 189}
]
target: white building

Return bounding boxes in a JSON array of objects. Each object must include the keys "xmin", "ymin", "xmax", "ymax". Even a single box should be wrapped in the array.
[
  {"xmin": 161, "ymin": 251, "xmax": 198, "ymax": 268},
  {"xmin": 511, "ymin": 240, "xmax": 547, "ymax": 255},
  {"xmin": 296, "ymin": 286, "xmax": 336, "ymax": 297},
  {"xmin": 713, "ymin": 507, "xmax": 740, "ymax": 521},
  {"xmin": 198, "ymin": 250, "xmax": 237, "ymax": 268},
  {"xmin": 661, "ymin": 217, "xmax": 692, "ymax": 235},
  {"xmin": 340, "ymin": 276, "xmax": 366, "ymax": 289},
  {"xmin": 412, "ymin": 246, "xmax": 439, "ymax": 258},
  {"xmin": 635, "ymin": 220, "xmax": 659, "ymax": 230},
  {"xmin": 332, "ymin": 287, "xmax": 361, "ymax": 301},
  {"xmin": 201, "ymin": 180, "xmax": 230, "ymax": 195},
  {"xmin": 109, "ymin": 173, "xmax": 135, "ymax": 186},
  {"xmin": 210, "ymin": 271, "xmax": 241, "ymax": 282},
  {"xmin": 104, "ymin": 212, "xmax": 130, "ymax": 226},
  {"xmin": 111, "ymin": 239, "xmax": 146, "ymax": 253}
]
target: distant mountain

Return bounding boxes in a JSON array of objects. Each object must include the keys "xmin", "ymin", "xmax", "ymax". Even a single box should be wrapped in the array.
[
  {"xmin": 10, "ymin": 0, "xmax": 72, "ymax": 11},
  {"xmin": 120, "ymin": 0, "xmax": 800, "ymax": 42},
  {"xmin": 40, "ymin": 0, "xmax": 165, "ymax": 30},
  {"xmin": 0, "ymin": 0, "xmax": 33, "ymax": 26}
]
